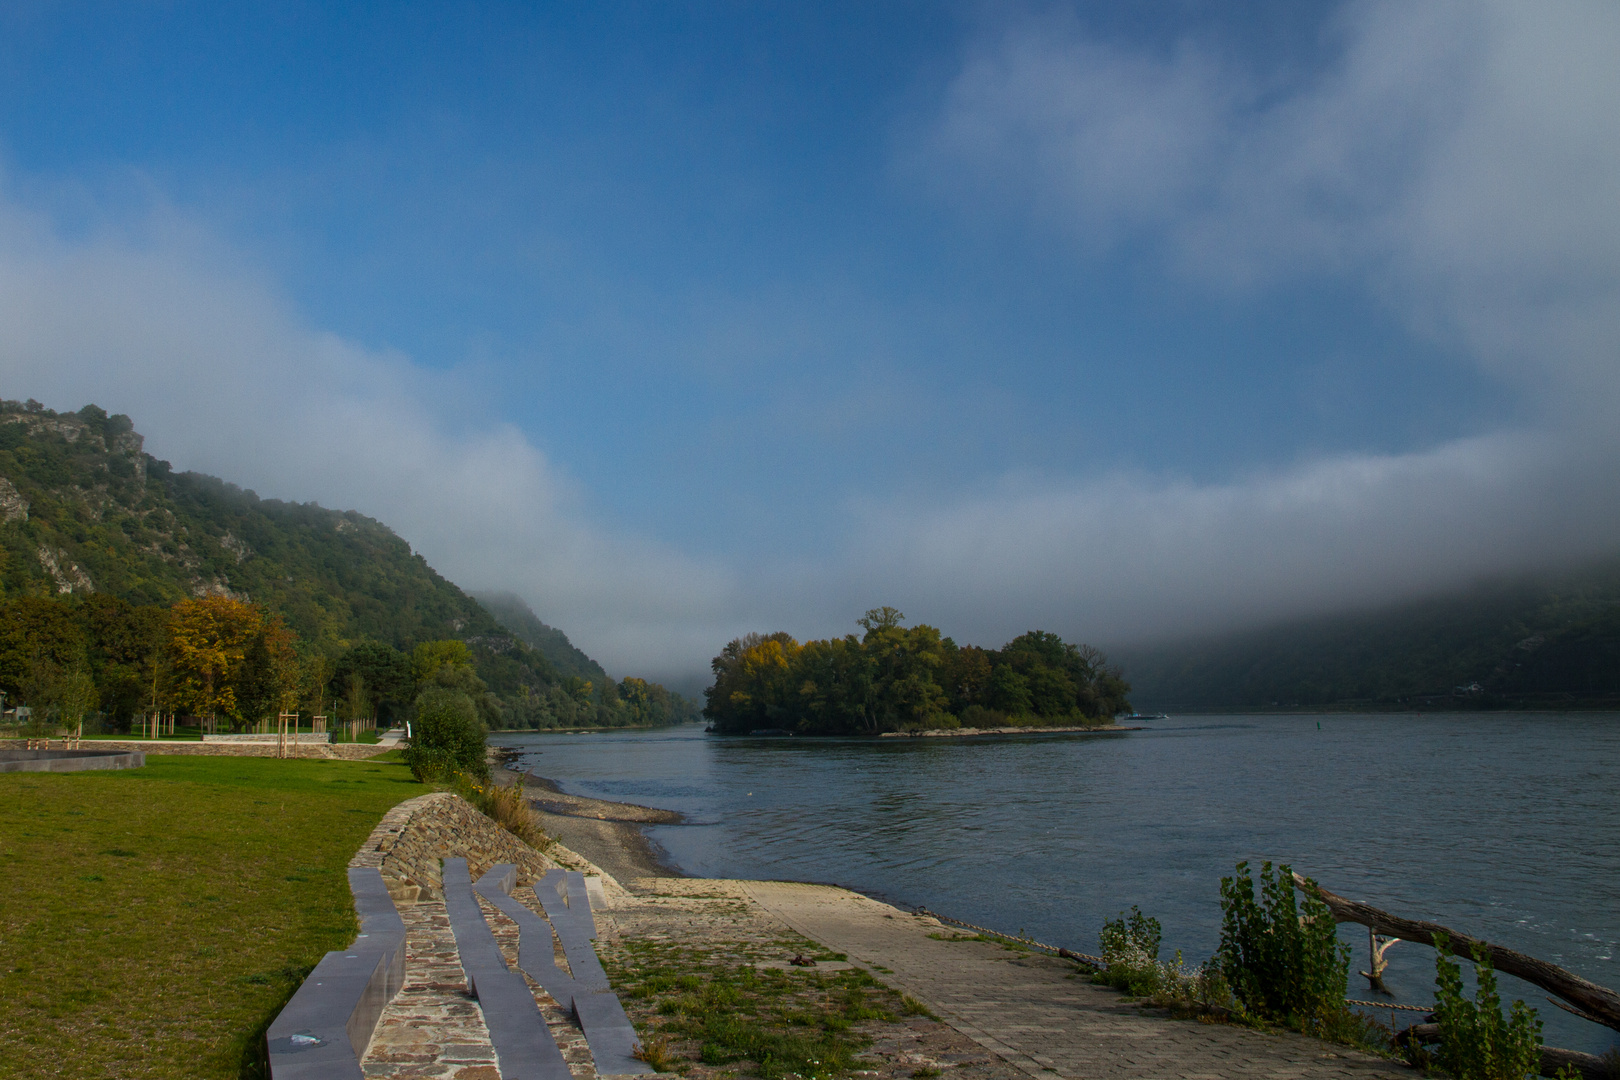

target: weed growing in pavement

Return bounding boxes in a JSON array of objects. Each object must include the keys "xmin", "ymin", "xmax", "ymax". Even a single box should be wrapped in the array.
[
  {"xmin": 635, "ymin": 1035, "xmax": 681, "ymax": 1073},
  {"xmin": 899, "ymin": 995, "xmax": 936, "ymax": 1019}
]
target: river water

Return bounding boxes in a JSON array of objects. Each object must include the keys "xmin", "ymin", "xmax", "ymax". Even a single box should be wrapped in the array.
[{"xmin": 493, "ymin": 713, "xmax": 1619, "ymax": 1056}]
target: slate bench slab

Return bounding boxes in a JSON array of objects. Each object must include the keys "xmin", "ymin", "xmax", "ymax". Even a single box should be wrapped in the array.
[
  {"xmin": 266, "ymin": 867, "xmax": 406, "ymax": 1079},
  {"xmin": 443, "ymin": 857, "xmax": 573, "ymax": 1080},
  {"xmin": 489, "ymin": 865, "xmax": 653, "ymax": 1076}
]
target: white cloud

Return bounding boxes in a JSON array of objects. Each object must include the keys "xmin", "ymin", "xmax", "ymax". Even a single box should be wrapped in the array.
[
  {"xmin": 850, "ymin": 0, "xmax": 1620, "ymax": 649},
  {"xmin": 0, "ymin": 190, "xmax": 739, "ymax": 677},
  {"xmin": 928, "ymin": 1, "xmax": 1620, "ymax": 407}
]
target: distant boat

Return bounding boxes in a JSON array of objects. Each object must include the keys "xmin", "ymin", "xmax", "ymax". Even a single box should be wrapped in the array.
[{"xmin": 1126, "ymin": 713, "xmax": 1168, "ymax": 721}]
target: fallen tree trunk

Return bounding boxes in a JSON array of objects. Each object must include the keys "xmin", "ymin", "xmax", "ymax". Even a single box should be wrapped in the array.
[
  {"xmin": 1397, "ymin": 1023, "xmax": 1610, "ymax": 1080},
  {"xmin": 1294, "ymin": 872, "xmax": 1620, "ymax": 1034}
]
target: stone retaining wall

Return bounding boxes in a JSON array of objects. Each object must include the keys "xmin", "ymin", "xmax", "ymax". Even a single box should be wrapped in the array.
[
  {"xmin": 60, "ymin": 740, "xmax": 392, "ymax": 760},
  {"xmin": 203, "ymin": 732, "xmax": 333, "ymax": 744},
  {"xmin": 349, "ymin": 792, "xmax": 557, "ymax": 902}
]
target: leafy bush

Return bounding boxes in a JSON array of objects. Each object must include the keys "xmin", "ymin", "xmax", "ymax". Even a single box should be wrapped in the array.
[
  {"xmin": 1431, "ymin": 933, "xmax": 1542, "ymax": 1080},
  {"xmin": 1094, "ymin": 904, "xmax": 1234, "ymax": 1012},
  {"xmin": 1215, "ymin": 861, "xmax": 1349, "ymax": 1032},
  {"xmin": 405, "ymin": 688, "xmax": 487, "ymax": 781},
  {"xmin": 1099, "ymin": 906, "xmax": 1165, "ymax": 995}
]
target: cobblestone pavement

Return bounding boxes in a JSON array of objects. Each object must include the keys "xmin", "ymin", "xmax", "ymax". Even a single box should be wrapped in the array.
[
  {"xmin": 361, "ymin": 898, "xmax": 502, "ymax": 1079},
  {"xmin": 743, "ymin": 881, "xmax": 1415, "ymax": 1080}
]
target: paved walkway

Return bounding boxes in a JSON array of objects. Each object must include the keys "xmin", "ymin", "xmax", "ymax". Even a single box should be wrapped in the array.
[{"xmin": 744, "ymin": 881, "xmax": 1412, "ymax": 1080}]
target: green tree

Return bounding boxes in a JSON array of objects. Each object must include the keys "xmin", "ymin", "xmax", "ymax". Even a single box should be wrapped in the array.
[
  {"xmin": 342, "ymin": 671, "xmax": 370, "ymax": 723},
  {"xmin": 52, "ymin": 663, "xmax": 99, "ymax": 737},
  {"xmin": 335, "ymin": 642, "xmax": 411, "ymax": 721},
  {"xmin": 0, "ymin": 597, "xmax": 87, "ymax": 703},
  {"xmin": 407, "ymin": 687, "xmax": 488, "ymax": 781},
  {"xmin": 939, "ymin": 643, "xmax": 994, "ymax": 713},
  {"xmin": 301, "ymin": 652, "xmax": 336, "ymax": 719},
  {"xmin": 795, "ymin": 635, "xmax": 876, "ymax": 734},
  {"xmin": 860, "ymin": 616, "xmax": 950, "ymax": 731},
  {"xmin": 234, "ymin": 615, "xmax": 299, "ymax": 728},
  {"xmin": 703, "ymin": 613, "xmax": 1128, "ymax": 734},
  {"xmin": 986, "ymin": 664, "xmax": 1033, "ymax": 716},
  {"xmin": 411, "ymin": 639, "xmax": 472, "ymax": 688}
]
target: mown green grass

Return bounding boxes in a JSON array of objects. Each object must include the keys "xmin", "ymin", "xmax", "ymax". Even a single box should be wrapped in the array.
[{"xmin": 0, "ymin": 754, "xmax": 422, "ymax": 1079}]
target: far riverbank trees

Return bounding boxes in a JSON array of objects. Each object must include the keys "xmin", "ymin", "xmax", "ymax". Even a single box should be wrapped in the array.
[
  {"xmin": 704, "ymin": 608, "xmax": 1132, "ymax": 735},
  {"xmin": 0, "ymin": 592, "xmax": 696, "ymax": 734}
]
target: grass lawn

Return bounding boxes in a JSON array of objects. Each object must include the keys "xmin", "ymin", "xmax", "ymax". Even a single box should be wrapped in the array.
[{"xmin": 0, "ymin": 754, "xmax": 424, "ymax": 1079}]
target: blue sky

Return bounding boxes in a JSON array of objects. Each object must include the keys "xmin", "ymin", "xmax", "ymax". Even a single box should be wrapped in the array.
[{"xmin": 2, "ymin": 2, "xmax": 1618, "ymax": 680}]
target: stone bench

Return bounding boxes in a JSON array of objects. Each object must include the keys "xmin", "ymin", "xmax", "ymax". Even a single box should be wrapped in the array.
[
  {"xmin": 477, "ymin": 865, "xmax": 651, "ymax": 1076},
  {"xmin": 444, "ymin": 857, "xmax": 574, "ymax": 1080},
  {"xmin": 266, "ymin": 867, "xmax": 407, "ymax": 1079}
]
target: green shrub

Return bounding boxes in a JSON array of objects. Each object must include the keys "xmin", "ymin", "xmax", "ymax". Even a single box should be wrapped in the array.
[
  {"xmin": 1093, "ymin": 905, "xmax": 1235, "ymax": 1013},
  {"xmin": 445, "ymin": 772, "xmax": 550, "ymax": 850},
  {"xmin": 1215, "ymin": 861, "xmax": 1349, "ymax": 1032},
  {"xmin": 1098, "ymin": 906, "xmax": 1165, "ymax": 996},
  {"xmin": 1431, "ymin": 933, "xmax": 1542, "ymax": 1080},
  {"xmin": 405, "ymin": 688, "xmax": 487, "ymax": 781}
]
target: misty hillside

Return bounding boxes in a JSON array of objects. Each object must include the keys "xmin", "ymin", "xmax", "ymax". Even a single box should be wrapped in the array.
[
  {"xmin": 1115, "ymin": 558, "xmax": 1620, "ymax": 711},
  {"xmin": 471, "ymin": 591, "xmax": 608, "ymax": 683},
  {"xmin": 0, "ymin": 398, "xmax": 502, "ymax": 648},
  {"xmin": 0, "ymin": 398, "xmax": 697, "ymax": 727}
]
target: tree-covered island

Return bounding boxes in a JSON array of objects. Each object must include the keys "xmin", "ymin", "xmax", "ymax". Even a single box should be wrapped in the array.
[{"xmin": 704, "ymin": 606, "xmax": 1131, "ymax": 735}]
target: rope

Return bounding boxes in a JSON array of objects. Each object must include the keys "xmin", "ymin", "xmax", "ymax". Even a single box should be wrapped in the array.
[
  {"xmin": 915, "ymin": 907, "xmax": 1104, "ymax": 965},
  {"xmin": 1347, "ymin": 999, "xmax": 1433, "ymax": 1012}
]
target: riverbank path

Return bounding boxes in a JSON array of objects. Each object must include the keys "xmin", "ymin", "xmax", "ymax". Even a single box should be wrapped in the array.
[{"xmin": 744, "ymin": 881, "xmax": 1412, "ymax": 1080}]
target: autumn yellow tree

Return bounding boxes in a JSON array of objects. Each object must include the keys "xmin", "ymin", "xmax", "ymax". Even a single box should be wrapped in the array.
[{"xmin": 168, "ymin": 597, "xmax": 262, "ymax": 730}]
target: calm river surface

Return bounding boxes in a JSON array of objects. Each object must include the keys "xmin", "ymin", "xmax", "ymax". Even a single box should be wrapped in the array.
[{"xmin": 493, "ymin": 713, "xmax": 1619, "ymax": 1055}]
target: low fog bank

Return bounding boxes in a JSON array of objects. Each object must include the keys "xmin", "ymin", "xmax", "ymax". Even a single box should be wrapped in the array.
[{"xmin": 1106, "ymin": 553, "xmax": 1620, "ymax": 711}]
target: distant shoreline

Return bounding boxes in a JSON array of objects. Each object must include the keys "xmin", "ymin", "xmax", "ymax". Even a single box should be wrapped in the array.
[
  {"xmin": 487, "ymin": 722, "xmax": 679, "ymax": 734},
  {"xmin": 877, "ymin": 723, "xmax": 1141, "ymax": 739}
]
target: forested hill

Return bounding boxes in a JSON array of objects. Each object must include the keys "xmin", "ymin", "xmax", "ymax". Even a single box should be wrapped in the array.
[
  {"xmin": 0, "ymin": 398, "xmax": 694, "ymax": 729},
  {"xmin": 471, "ymin": 591, "xmax": 608, "ymax": 684},
  {"xmin": 0, "ymin": 398, "xmax": 499, "ymax": 646},
  {"xmin": 1115, "ymin": 557, "xmax": 1620, "ymax": 712}
]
